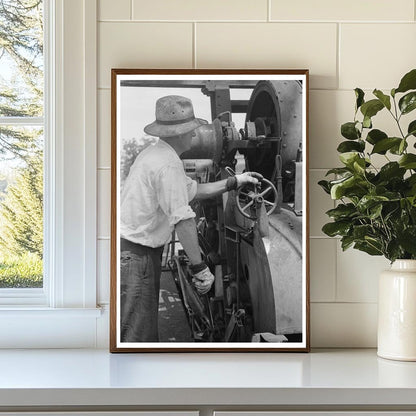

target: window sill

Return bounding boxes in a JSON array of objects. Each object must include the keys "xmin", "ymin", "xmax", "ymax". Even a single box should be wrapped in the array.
[
  {"xmin": 0, "ymin": 307, "xmax": 103, "ymax": 348},
  {"xmin": 0, "ymin": 306, "xmax": 102, "ymax": 316}
]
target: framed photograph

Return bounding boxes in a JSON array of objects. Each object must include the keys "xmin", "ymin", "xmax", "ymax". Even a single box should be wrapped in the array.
[{"xmin": 110, "ymin": 69, "xmax": 310, "ymax": 352}]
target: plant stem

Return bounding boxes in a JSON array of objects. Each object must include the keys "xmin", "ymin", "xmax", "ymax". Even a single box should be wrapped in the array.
[
  {"xmin": 390, "ymin": 97, "xmax": 406, "ymax": 139},
  {"xmin": 380, "ymin": 214, "xmax": 391, "ymax": 241}
]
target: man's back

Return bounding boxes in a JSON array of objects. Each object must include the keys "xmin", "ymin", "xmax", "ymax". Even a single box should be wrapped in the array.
[{"xmin": 120, "ymin": 139, "xmax": 196, "ymax": 248}]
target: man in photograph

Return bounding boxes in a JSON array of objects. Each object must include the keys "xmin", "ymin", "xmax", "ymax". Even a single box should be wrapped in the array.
[{"xmin": 120, "ymin": 95, "xmax": 261, "ymax": 342}]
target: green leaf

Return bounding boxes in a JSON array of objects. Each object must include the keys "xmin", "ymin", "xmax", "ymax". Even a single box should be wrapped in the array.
[
  {"xmin": 377, "ymin": 162, "xmax": 406, "ymax": 182},
  {"xmin": 363, "ymin": 115, "xmax": 372, "ymax": 129},
  {"xmin": 398, "ymin": 227, "xmax": 416, "ymax": 255},
  {"xmin": 395, "ymin": 69, "xmax": 416, "ymax": 94},
  {"xmin": 369, "ymin": 203, "xmax": 383, "ymax": 220},
  {"xmin": 354, "ymin": 241, "xmax": 383, "ymax": 256},
  {"xmin": 318, "ymin": 180, "xmax": 331, "ymax": 194},
  {"xmin": 339, "ymin": 152, "xmax": 360, "ymax": 167},
  {"xmin": 329, "ymin": 175, "xmax": 354, "ymax": 185},
  {"xmin": 408, "ymin": 120, "xmax": 416, "ymax": 138},
  {"xmin": 405, "ymin": 175, "xmax": 416, "ymax": 197},
  {"xmin": 399, "ymin": 154, "xmax": 416, "ymax": 169},
  {"xmin": 389, "ymin": 139, "xmax": 408, "ymax": 155},
  {"xmin": 366, "ymin": 129, "xmax": 387, "ymax": 145},
  {"xmin": 357, "ymin": 195, "xmax": 389, "ymax": 211},
  {"xmin": 330, "ymin": 176, "xmax": 355, "ymax": 199},
  {"xmin": 322, "ymin": 221, "xmax": 351, "ymax": 237},
  {"xmin": 353, "ymin": 224, "xmax": 374, "ymax": 240},
  {"xmin": 399, "ymin": 92, "xmax": 416, "ymax": 115},
  {"xmin": 325, "ymin": 167, "xmax": 352, "ymax": 176},
  {"xmin": 365, "ymin": 236, "xmax": 384, "ymax": 251},
  {"xmin": 353, "ymin": 158, "xmax": 366, "ymax": 174},
  {"xmin": 341, "ymin": 122, "xmax": 361, "ymax": 140},
  {"xmin": 330, "ymin": 175, "xmax": 368, "ymax": 200},
  {"xmin": 371, "ymin": 137, "xmax": 402, "ymax": 154},
  {"xmin": 360, "ymin": 99, "xmax": 384, "ymax": 119},
  {"xmin": 406, "ymin": 174, "xmax": 416, "ymax": 187},
  {"xmin": 326, "ymin": 203, "xmax": 356, "ymax": 220},
  {"xmin": 407, "ymin": 196, "xmax": 416, "ymax": 207},
  {"xmin": 341, "ymin": 236, "xmax": 355, "ymax": 251},
  {"xmin": 337, "ymin": 140, "xmax": 365, "ymax": 153},
  {"xmin": 399, "ymin": 139, "xmax": 407, "ymax": 154},
  {"xmin": 384, "ymin": 203, "xmax": 400, "ymax": 222},
  {"xmin": 391, "ymin": 88, "xmax": 396, "ymax": 98},
  {"xmin": 386, "ymin": 240, "xmax": 402, "ymax": 263},
  {"xmin": 338, "ymin": 152, "xmax": 355, "ymax": 166},
  {"xmin": 355, "ymin": 88, "xmax": 365, "ymax": 110},
  {"xmin": 373, "ymin": 89, "xmax": 391, "ymax": 110}
]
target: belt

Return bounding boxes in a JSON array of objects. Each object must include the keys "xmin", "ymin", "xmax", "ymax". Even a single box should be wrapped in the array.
[{"xmin": 120, "ymin": 238, "xmax": 164, "ymax": 256}]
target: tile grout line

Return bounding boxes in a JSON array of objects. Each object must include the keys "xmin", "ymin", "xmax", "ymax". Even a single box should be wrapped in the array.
[
  {"xmin": 193, "ymin": 22, "xmax": 197, "ymax": 69},
  {"xmin": 130, "ymin": 0, "xmax": 133, "ymax": 20},
  {"xmin": 267, "ymin": 0, "xmax": 271, "ymax": 22},
  {"xmin": 334, "ymin": 232, "xmax": 338, "ymax": 303},
  {"xmin": 336, "ymin": 22, "xmax": 340, "ymax": 90},
  {"xmin": 309, "ymin": 236, "xmax": 338, "ymax": 239},
  {"xmin": 311, "ymin": 301, "xmax": 378, "ymax": 305},
  {"xmin": 96, "ymin": 87, "xmax": 398, "ymax": 93},
  {"xmin": 98, "ymin": 19, "xmax": 415, "ymax": 24},
  {"xmin": 78, "ymin": 167, "xmax": 346, "ymax": 174}
]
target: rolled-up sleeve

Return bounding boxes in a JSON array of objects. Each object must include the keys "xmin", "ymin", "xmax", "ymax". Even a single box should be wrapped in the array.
[
  {"xmin": 186, "ymin": 175, "xmax": 197, "ymax": 202},
  {"xmin": 156, "ymin": 165, "xmax": 196, "ymax": 226}
]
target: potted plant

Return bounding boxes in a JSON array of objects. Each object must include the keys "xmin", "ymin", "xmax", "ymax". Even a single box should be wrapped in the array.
[{"xmin": 319, "ymin": 68, "xmax": 416, "ymax": 361}]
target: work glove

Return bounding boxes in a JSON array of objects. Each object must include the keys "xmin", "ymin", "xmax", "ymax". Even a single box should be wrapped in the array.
[
  {"xmin": 235, "ymin": 172, "xmax": 263, "ymax": 188},
  {"xmin": 192, "ymin": 266, "xmax": 215, "ymax": 295}
]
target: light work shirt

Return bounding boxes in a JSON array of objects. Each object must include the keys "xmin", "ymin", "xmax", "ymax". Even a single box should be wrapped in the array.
[{"xmin": 120, "ymin": 139, "xmax": 197, "ymax": 248}]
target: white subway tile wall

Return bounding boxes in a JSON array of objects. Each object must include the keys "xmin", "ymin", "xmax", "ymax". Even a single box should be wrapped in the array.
[
  {"xmin": 98, "ymin": 90, "xmax": 111, "ymax": 168},
  {"xmin": 310, "ymin": 239, "xmax": 336, "ymax": 302},
  {"xmin": 311, "ymin": 303, "xmax": 378, "ymax": 347},
  {"xmin": 98, "ymin": 22, "xmax": 193, "ymax": 88},
  {"xmin": 336, "ymin": 246, "xmax": 390, "ymax": 303},
  {"xmin": 99, "ymin": 0, "xmax": 131, "ymax": 21},
  {"xmin": 131, "ymin": 0, "xmax": 269, "ymax": 21},
  {"xmin": 96, "ymin": 0, "xmax": 416, "ymax": 347},
  {"xmin": 270, "ymin": 0, "xmax": 414, "ymax": 22},
  {"xmin": 196, "ymin": 23, "xmax": 338, "ymax": 89},
  {"xmin": 97, "ymin": 239, "xmax": 110, "ymax": 305},
  {"xmin": 309, "ymin": 170, "xmax": 334, "ymax": 237},
  {"xmin": 340, "ymin": 24, "xmax": 416, "ymax": 90},
  {"xmin": 98, "ymin": 169, "xmax": 111, "ymax": 239},
  {"xmin": 309, "ymin": 90, "xmax": 355, "ymax": 169}
]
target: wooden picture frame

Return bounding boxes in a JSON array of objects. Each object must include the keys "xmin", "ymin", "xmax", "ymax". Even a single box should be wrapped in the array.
[{"xmin": 110, "ymin": 69, "xmax": 310, "ymax": 352}]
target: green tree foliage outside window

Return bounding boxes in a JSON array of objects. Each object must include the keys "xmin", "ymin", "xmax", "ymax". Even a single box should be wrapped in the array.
[{"xmin": 0, "ymin": 0, "xmax": 43, "ymax": 288}]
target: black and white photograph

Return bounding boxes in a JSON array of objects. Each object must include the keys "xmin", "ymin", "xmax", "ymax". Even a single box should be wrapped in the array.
[{"xmin": 110, "ymin": 70, "xmax": 309, "ymax": 352}]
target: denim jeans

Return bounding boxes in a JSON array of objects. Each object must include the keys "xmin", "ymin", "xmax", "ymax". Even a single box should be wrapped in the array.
[{"xmin": 120, "ymin": 239, "xmax": 164, "ymax": 342}]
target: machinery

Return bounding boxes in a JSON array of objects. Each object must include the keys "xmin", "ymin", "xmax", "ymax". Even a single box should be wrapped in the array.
[{"xmin": 123, "ymin": 79, "xmax": 304, "ymax": 343}]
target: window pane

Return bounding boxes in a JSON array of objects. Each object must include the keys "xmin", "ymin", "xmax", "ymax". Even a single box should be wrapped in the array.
[
  {"xmin": 0, "ymin": 0, "xmax": 44, "ymax": 117},
  {"xmin": 0, "ymin": 126, "xmax": 43, "ymax": 288}
]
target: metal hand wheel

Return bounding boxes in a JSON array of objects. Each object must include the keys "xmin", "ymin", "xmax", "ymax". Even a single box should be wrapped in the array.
[{"xmin": 236, "ymin": 177, "xmax": 278, "ymax": 220}]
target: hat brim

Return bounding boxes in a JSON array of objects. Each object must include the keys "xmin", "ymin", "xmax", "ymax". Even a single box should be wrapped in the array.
[{"xmin": 143, "ymin": 118, "xmax": 206, "ymax": 138}]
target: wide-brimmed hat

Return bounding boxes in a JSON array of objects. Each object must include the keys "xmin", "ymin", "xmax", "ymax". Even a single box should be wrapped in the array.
[{"xmin": 144, "ymin": 95, "xmax": 206, "ymax": 138}]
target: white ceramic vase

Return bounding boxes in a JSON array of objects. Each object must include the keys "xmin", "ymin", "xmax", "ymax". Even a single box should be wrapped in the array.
[{"xmin": 378, "ymin": 259, "xmax": 416, "ymax": 361}]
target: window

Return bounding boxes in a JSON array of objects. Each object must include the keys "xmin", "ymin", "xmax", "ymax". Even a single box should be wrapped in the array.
[
  {"xmin": 0, "ymin": 0, "xmax": 45, "ymax": 293},
  {"xmin": 0, "ymin": 0, "xmax": 99, "ymax": 348}
]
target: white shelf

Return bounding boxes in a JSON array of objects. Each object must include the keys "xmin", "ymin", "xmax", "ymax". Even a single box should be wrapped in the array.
[{"xmin": 0, "ymin": 349, "xmax": 415, "ymax": 409}]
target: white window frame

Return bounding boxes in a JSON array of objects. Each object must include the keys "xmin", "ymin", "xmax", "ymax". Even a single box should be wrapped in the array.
[{"xmin": 0, "ymin": 0, "xmax": 100, "ymax": 348}]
